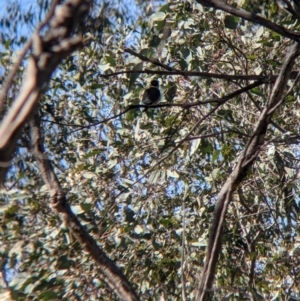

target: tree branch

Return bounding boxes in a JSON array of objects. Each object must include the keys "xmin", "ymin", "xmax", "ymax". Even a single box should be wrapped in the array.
[
  {"xmin": 29, "ymin": 112, "xmax": 140, "ymax": 301},
  {"xmin": 280, "ymin": 0, "xmax": 300, "ymax": 20},
  {"xmin": 0, "ymin": 0, "xmax": 61, "ymax": 110},
  {"xmin": 196, "ymin": 0, "xmax": 300, "ymax": 41},
  {"xmin": 99, "ymin": 69, "xmax": 297, "ymax": 82},
  {"xmin": 53, "ymin": 79, "xmax": 263, "ymax": 135},
  {"xmin": 124, "ymin": 48, "xmax": 176, "ymax": 71},
  {"xmin": 0, "ymin": 0, "xmax": 91, "ymax": 184},
  {"xmin": 196, "ymin": 42, "xmax": 300, "ymax": 301}
]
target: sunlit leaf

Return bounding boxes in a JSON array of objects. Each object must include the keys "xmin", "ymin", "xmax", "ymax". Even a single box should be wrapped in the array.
[
  {"xmin": 150, "ymin": 12, "xmax": 166, "ymax": 21},
  {"xmin": 134, "ymin": 225, "xmax": 144, "ymax": 234},
  {"xmin": 167, "ymin": 170, "xmax": 179, "ymax": 178},
  {"xmin": 190, "ymin": 138, "xmax": 201, "ymax": 155}
]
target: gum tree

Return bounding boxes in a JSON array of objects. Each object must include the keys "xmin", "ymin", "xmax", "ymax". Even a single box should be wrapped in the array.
[{"xmin": 1, "ymin": 0, "xmax": 300, "ymax": 300}]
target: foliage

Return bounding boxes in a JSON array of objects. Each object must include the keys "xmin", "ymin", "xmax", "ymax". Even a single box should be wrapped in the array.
[{"xmin": 1, "ymin": 0, "xmax": 300, "ymax": 300}]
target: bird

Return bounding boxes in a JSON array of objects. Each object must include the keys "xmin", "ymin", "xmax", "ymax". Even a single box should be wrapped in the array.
[{"xmin": 142, "ymin": 80, "xmax": 161, "ymax": 109}]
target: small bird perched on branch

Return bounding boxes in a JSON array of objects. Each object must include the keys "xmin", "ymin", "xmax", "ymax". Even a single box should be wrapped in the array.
[{"xmin": 142, "ymin": 80, "xmax": 161, "ymax": 110}]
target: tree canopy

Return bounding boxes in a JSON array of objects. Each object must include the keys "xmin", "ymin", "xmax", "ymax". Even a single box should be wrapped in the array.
[{"xmin": 1, "ymin": 0, "xmax": 300, "ymax": 300}]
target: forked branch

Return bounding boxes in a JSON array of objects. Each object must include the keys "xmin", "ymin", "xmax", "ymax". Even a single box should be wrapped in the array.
[
  {"xmin": 0, "ymin": 0, "xmax": 90, "ymax": 183},
  {"xmin": 196, "ymin": 42, "xmax": 300, "ymax": 301}
]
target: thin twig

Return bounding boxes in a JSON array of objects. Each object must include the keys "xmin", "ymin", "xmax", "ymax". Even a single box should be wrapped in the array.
[
  {"xmin": 99, "ymin": 68, "xmax": 282, "ymax": 81},
  {"xmin": 124, "ymin": 48, "xmax": 176, "ymax": 71},
  {"xmin": 56, "ymin": 79, "xmax": 264, "ymax": 135}
]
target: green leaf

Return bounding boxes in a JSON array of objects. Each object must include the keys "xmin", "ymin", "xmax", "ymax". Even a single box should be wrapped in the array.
[
  {"xmin": 257, "ymin": 39, "xmax": 274, "ymax": 47},
  {"xmin": 38, "ymin": 291, "xmax": 58, "ymax": 300},
  {"xmin": 201, "ymin": 140, "xmax": 213, "ymax": 154},
  {"xmin": 180, "ymin": 48, "xmax": 190, "ymax": 58},
  {"xmin": 148, "ymin": 35, "xmax": 161, "ymax": 47},
  {"xmin": 140, "ymin": 48, "xmax": 153, "ymax": 57},
  {"xmin": 125, "ymin": 110, "xmax": 138, "ymax": 121},
  {"xmin": 165, "ymin": 83, "xmax": 177, "ymax": 102},
  {"xmin": 178, "ymin": 59, "xmax": 188, "ymax": 70},
  {"xmin": 56, "ymin": 255, "xmax": 73, "ymax": 270},
  {"xmin": 155, "ymin": 20, "xmax": 166, "ymax": 32},
  {"xmin": 246, "ymin": 54, "xmax": 257, "ymax": 60},
  {"xmin": 224, "ymin": 15, "xmax": 239, "ymax": 29},
  {"xmin": 271, "ymin": 32, "xmax": 281, "ymax": 41},
  {"xmin": 212, "ymin": 150, "xmax": 220, "ymax": 163},
  {"xmin": 160, "ymin": 218, "xmax": 173, "ymax": 227},
  {"xmin": 159, "ymin": 4, "xmax": 171, "ymax": 12},
  {"xmin": 88, "ymin": 84, "xmax": 104, "ymax": 90},
  {"xmin": 105, "ymin": 54, "xmax": 116, "ymax": 67},
  {"xmin": 81, "ymin": 203, "xmax": 92, "ymax": 212},
  {"xmin": 84, "ymin": 149, "xmax": 103, "ymax": 157},
  {"xmin": 128, "ymin": 62, "xmax": 143, "ymax": 89},
  {"xmin": 251, "ymin": 87, "xmax": 264, "ymax": 96}
]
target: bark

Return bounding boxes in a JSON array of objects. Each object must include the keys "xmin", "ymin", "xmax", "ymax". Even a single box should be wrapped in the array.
[
  {"xmin": 196, "ymin": 0, "xmax": 300, "ymax": 41},
  {"xmin": 0, "ymin": 0, "xmax": 90, "ymax": 183},
  {"xmin": 196, "ymin": 41, "xmax": 300, "ymax": 301},
  {"xmin": 29, "ymin": 113, "xmax": 140, "ymax": 301}
]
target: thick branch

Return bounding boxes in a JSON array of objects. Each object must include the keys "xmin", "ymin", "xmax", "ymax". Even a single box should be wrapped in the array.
[
  {"xmin": 196, "ymin": 42, "xmax": 300, "ymax": 301},
  {"xmin": 0, "ymin": 0, "xmax": 60, "ymax": 110},
  {"xmin": 0, "ymin": 0, "xmax": 90, "ymax": 183},
  {"xmin": 196, "ymin": 0, "xmax": 300, "ymax": 41},
  {"xmin": 29, "ymin": 112, "xmax": 140, "ymax": 301}
]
